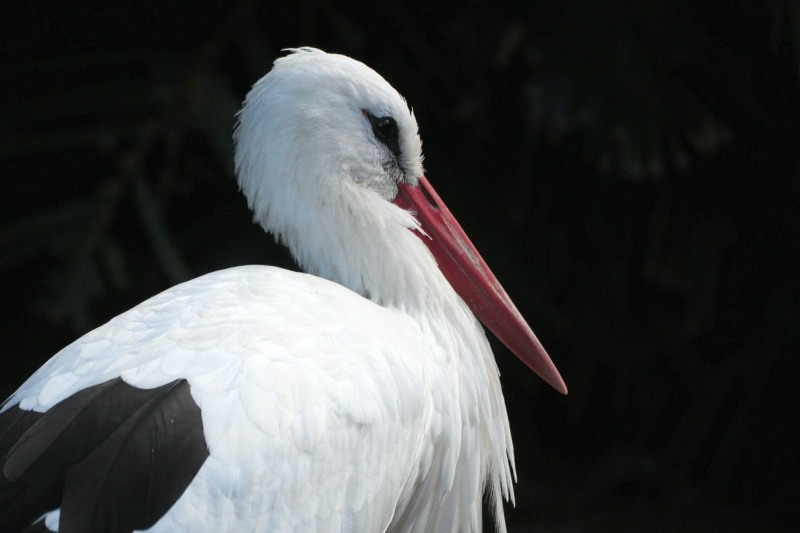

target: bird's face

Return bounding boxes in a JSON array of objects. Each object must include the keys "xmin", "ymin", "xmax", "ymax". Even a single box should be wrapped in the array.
[{"xmin": 235, "ymin": 48, "xmax": 423, "ymax": 218}]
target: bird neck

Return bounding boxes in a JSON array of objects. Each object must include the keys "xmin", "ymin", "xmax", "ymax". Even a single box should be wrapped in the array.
[{"xmin": 287, "ymin": 183, "xmax": 460, "ymax": 317}]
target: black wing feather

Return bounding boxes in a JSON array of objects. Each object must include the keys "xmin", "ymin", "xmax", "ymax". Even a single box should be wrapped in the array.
[{"xmin": 1, "ymin": 378, "xmax": 209, "ymax": 533}]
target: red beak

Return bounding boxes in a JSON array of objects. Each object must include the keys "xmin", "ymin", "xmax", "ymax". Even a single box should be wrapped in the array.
[{"xmin": 394, "ymin": 176, "xmax": 567, "ymax": 395}]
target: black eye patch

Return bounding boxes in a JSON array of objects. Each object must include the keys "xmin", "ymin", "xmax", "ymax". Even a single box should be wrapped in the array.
[{"xmin": 364, "ymin": 111, "xmax": 401, "ymax": 162}]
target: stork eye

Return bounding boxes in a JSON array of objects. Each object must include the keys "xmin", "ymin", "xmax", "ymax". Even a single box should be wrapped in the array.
[
  {"xmin": 364, "ymin": 112, "xmax": 401, "ymax": 161},
  {"xmin": 373, "ymin": 117, "xmax": 397, "ymax": 143}
]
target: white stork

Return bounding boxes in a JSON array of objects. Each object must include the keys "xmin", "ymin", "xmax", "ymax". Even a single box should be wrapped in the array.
[{"xmin": 0, "ymin": 48, "xmax": 566, "ymax": 533}]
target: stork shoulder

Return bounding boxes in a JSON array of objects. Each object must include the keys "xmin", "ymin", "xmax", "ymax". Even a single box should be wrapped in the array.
[{"xmin": 4, "ymin": 265, "xmax": 429, "ymax": 413}]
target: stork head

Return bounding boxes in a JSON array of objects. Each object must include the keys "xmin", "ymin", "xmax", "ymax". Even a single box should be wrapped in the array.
[
  {"xmin": 235, "ymin": 48, "xmax": 423, "ymax": 214},
  {"xmin": 234, "ymin": 48, "xmax": 567, "ymax": 394}
]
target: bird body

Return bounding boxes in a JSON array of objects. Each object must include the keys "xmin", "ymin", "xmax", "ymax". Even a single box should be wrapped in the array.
[
  {"xmin": 1, "ymin": 48, "xmax": 564, "ymax": 532},
  {"xmin": 7, "ymin": 265, "xmax": 504, "ymax": 532}
]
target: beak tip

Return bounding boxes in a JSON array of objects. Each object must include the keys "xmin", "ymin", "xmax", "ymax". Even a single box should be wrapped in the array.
[{"xmin": 539, "ymin": 365, "xmax": 568, "ymax": 395}]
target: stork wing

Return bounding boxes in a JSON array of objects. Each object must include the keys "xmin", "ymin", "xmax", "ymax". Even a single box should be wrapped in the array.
[{"xmin": 1, "ymin": 266, "xmax": 431, "ymax": 532}]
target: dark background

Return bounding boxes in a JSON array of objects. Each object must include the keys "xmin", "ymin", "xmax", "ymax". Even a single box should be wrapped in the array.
[{"xmin": 1, "ymin": 1, "xmax": 798, "ymax": 531}]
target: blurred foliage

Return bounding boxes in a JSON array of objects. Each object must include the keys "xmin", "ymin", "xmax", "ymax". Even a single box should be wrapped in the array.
[{"xmin": 1, "ymin": 0, "xmax": 798, "ymax": 530}]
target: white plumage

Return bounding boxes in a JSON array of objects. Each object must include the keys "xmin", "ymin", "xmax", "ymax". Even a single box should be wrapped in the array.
[{"xmin": 1, "ymin": 48, "xmax": 565, "ymax": 533}]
